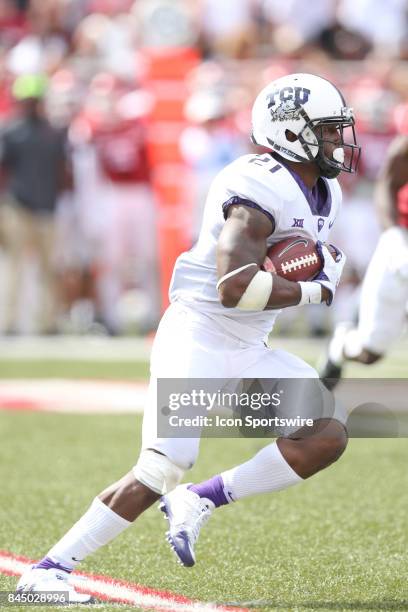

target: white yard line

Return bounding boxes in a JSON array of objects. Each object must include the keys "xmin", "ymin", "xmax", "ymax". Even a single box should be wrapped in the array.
[{"xmin": 0, "ymin": 551, "xmax": 247, "ymax": 612}]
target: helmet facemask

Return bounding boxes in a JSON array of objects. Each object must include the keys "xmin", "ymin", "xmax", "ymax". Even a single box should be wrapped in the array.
[{"xmin": 296, "ymin": 108, "xmax": 361, "ymax": 179}]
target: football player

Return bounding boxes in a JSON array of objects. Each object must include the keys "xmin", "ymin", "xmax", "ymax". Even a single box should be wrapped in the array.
[
  {"xmin": 319, "ymin": 133, "xmax": 408, "ymax": 389},
  {"xmin": 17, "ymin": 74, "xmax": 360, "ymax": 597}
]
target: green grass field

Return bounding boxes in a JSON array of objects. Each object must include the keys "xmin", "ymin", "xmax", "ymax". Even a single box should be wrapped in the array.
[{"xmin": 0, "ymin": 340, "xmax": 407, "ymax": 611}]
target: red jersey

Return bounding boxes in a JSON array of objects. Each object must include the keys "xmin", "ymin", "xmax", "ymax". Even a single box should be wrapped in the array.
[
  {"xmin": 94, "ymin": 121, "xmax": 150, "ymax": 184},
  {"xmin": 397, "ymin": 183, "xmax": 408, "ymax": 229}
]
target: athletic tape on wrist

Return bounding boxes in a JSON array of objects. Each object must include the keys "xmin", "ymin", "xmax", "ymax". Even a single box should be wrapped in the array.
[{"xmin": 298, "ymin": 281, "xmax": 322, "ymax": 306}]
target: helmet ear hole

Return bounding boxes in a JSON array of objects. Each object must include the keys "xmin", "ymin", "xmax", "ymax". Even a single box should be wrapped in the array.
[{"xmin": 285, "ymin": 130, "xmax": 297, "ymax": 142}]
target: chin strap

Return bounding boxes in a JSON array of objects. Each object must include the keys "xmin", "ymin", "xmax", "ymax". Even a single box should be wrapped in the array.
[{"xmin": 315, "ymin": 150, "xmax": 342, "ymax": 179}]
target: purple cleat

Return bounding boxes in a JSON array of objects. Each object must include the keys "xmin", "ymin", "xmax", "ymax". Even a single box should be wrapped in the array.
[{"xmin": 159, "ymin": 484, "xmax": 214, "ymax": 567}]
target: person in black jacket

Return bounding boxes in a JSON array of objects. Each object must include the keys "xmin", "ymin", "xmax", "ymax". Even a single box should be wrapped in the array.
[{"xmin": 0, "ymin": 74, "xmax": 72, "ymax": 334}]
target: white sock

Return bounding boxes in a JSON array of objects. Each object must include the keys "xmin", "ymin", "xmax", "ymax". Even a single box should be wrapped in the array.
[
  {"xmin": 328, "ymin": 323, "xmax": 354, "ymax": 365},
  {"xmin": 221, "ymin": 442, "xmax": 302, "ymax": 502},
  {"xmin": 343, "ymin": 328, "xmax": 364, "ymax": 359},
  {"xmin": 47, "ymin": 497, "xmax": 131, "ymax": 570}
]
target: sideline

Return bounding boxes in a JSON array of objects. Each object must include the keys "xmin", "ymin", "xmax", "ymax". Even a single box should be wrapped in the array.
[{"xmin": 0, "ymin": 379, "xmax": 147, "ymax": 413}]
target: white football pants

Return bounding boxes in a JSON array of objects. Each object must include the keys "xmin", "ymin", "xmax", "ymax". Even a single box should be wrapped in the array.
[
  {"xmin": 357, "ymin": 226, "xmax": 408, "ymax": 354},
  {"xmin": 141, "ymin": 301, "xmax": 341, "ymax": 471}
]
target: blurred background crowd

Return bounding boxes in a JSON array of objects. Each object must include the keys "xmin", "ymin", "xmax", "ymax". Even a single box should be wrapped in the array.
[{"xmin": 0, "ymin": 0, "xmax": 408, "ymax": 337}]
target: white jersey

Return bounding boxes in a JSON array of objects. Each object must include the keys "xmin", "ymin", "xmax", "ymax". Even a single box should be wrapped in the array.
[{"xmin": 170, "ymin": 153, "xmax": 342, "ymax": 342}]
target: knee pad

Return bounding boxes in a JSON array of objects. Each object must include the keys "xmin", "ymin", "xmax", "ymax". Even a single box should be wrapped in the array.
[{"xmin": 133, "ymin": 449, "xmax": 185, "ymax": 495}]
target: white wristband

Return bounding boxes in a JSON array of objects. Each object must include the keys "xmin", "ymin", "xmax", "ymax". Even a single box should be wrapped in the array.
[{"xmin": 298, "ymin": 281, "xmax": 322, "ymax": 306}]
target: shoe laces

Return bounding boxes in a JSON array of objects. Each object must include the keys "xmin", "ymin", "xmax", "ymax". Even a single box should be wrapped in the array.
[
  {"xmin": 189, "ymin": 500, "xmax": 212, "ymax": 544},
  {"xmin": 172, "ymin": 495, "xmax": 212, "ymax": 544}
]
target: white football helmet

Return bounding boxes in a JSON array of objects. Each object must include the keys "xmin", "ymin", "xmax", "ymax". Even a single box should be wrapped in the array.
[{"xmin": 251, "ymin": 73, "xmax": 361, "ymax": 178}]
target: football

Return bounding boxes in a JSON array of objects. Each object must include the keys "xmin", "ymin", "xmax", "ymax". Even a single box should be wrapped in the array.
[{"xmin": 262, "ymin": 236, "xmax": 322, "ymax": 282}]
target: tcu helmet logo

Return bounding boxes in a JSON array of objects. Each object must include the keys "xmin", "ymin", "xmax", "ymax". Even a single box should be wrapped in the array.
[{"xmin": 267, "ymin": 87, "xmax": 311, "ymax": 122}]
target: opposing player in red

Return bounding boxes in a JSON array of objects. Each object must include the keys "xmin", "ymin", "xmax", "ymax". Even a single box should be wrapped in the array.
[
  {"xmin": 17, "ymin": 74, "xmax": 360, "ymax": 598},
  {"xmin": 320, "ymin": 125, "xmax": 408, "ymax": 389}
]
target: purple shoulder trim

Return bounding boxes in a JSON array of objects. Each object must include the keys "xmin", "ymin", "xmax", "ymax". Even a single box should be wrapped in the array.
[{"xmin": 222, "ymin": 196, "xmax": 275, "ymax": 228}]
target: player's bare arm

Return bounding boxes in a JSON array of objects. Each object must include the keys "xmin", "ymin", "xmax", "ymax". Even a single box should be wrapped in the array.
[
  {"xmin": 375, "ymin": 135, "xmax": 408, "ymax": 229},
  {"xmin": 216, "ymin": 204, "xmax": 332, "ymax": 308}
]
